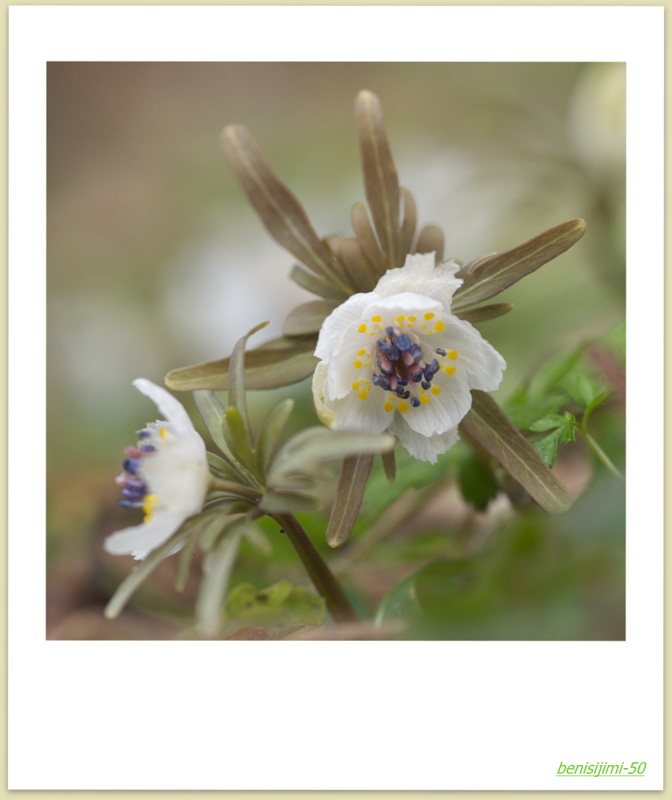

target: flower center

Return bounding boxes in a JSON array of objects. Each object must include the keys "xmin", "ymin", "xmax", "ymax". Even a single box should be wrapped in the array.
[
  {"xmin": 352, "ymin": 314, "xmax": 459, "ymax": 413},
  {"xmin": 115, "ymin": 427, "xmax": 166, "ymax": 519}
]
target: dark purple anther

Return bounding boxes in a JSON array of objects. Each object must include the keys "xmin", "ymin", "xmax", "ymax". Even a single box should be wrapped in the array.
[
  {"xmin": 411, "ymin": 396, "xmax": 421, "ymax": 408},
  {"xmin": 399, "ymin": 390, "xmax": 411, "ymax": 400},
  {"xmin": 397, "ymin": 377, "xmax": 408, "ymax": 386},
  {"xmin": 386, "ymin": 326, "xmax": 394, "ymax": 337},
  {"xmin": 436, "ymin": 348, "xmax": 447, "ymax": 357},
  {"xmin": 412, "ymin": 371, "xmax": 424, "ymax": 383},
  {"xmin": 377, "ymin": 342, "xmax": 399, "ymax": 361},
  {"xmin": 410, "ymin": 344, "xmax": 423, "ymax": 361},
  {"xmin": 122, "ymin": 458, "xmax": 141, "ymax": 475},
  {"xmin": 139, "ymin": 445, "xmax": 156, "ymax": 453},
  {"xmin": 421, "ymin": 381, "xmax": 431, "ymax": 391},
  {"xmin": 121, "ymin": 486, "xmax": 146, "ymax": 501},
  {"xmin": 396, "ymin": 334, "xmax": 411, "ymax": 352},
  {"xmin": 137, "ymin": 429, "xmax": 151, "ymax": 439},
  {"xmin": 372, "ymin": 374, "xmax": 391, "ymax": 391},
  {"xmin": 118, "ymin": 499, "xmax": 142, "ymax": 509},
  {"xmin": 424, "ymin": 359, "xmax": 440, "ymax": 380}
]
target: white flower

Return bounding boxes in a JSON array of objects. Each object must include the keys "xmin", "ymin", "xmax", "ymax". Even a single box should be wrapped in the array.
[
  {"xmin": 105, "ymin": 379, "xmax": 210, "ymax": 560},
  {"xmin": 312, "ymin": 253, "xmax": 506, "ymax": 463}
]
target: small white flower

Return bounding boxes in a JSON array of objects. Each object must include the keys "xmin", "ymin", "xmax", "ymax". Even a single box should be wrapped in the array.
[
  {"xmin": 105, "ymin": 379, "xmax": 210, "ymax": 560},
  {"xmin": 312, "ymin": 253, "xmax": 506, "ymax": 463}
]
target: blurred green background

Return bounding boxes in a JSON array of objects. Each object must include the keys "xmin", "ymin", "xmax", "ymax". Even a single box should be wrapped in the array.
[{"xmin": 47, "ymin": 62, "xmax": 625, "ymax": 639}]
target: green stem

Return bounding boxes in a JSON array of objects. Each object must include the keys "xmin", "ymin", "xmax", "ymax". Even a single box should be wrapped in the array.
[
  {"xmin": 583, "ymin": 432, "xmax": 624, "ymax": 480},
  {"xmin": 273, "ymin": 513, "xmax": 359, "ymax": 624}
]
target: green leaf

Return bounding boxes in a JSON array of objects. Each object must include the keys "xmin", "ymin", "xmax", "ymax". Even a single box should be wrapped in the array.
[
  {"xmin": 258, "ymin": 490, "xmax": 322, "ymax": 514},
  {"xmin": 226, "ymin": 581, "xmax": 326, "ymax": 627},
  {"xmin": 355, "ymin": 90, "xmax": 401, "ymax": 269},
  {"xmin": 334, "ymin": 235, "xmax": 380, "ymax": 292},
  {"xmin": 414, "ymin": 224, "xmax": 444, "ymax": 263},
  {"xmin": 228, "ymin": 321, "xmax": 269, "ymax": 437},
  {"xmin": 267, "ymin": 427, "xmax": 395, "ymax": 491},
  {"xmin": 459, "ymin": 452, "xmax": 499, "ymax": 512},
  {"xmin": 255, "ymin": 397, "xmax": 294, "ymax": 477},
  {"xmin": 289, "ymin": 264, "xmax": 349, "ymax": 302},
  {"xmin": 528, "ymin": 343, "xmax": 589, "ymax": 400},
  {"xmin": 532, "ymin": 427, "xmax": 564, "ymax": 469},
  {"xmin": 220, "ymin": 125, "xmax": 348, "ymax": 293},
  {"xmin": 225, "ymin": 406, "xmax": 255, "ymax": 471},
  {"xmin": 195, "ymin": 518, "xmax": 246, "ymax": 636},
  {"xmin": 459, "ymin": 391, "xmax": 573, "ymax": 514},
  {"xmin": 207, "ymin": 451, "xmax": 243, "ymax": 483},
  {"xmin": 104, "ymin": 527, "xmax": 189, "ymax": 619},
  {"xmin": 174, "ymin": 531, "xmax": 199, "ymax": 593},
  {"xmin": 282, "ymin": 300, "xmax": 337, "ymax": 337},
  {"xmin": 165, "ymin": 335, "xmax": 318, "ymax": 392},
  {"xmin": 455, "ymin": 302, "xmax": 514, "ymax": 324},
  {"xmin": 382, "ymin": 448, "xmax": 396, "ymax": 484},
  {"xmin": 398, "ymin": 187, "xmax": 417, "ymax": 258},
  {"xmin": 452, "ymin": 218, "xmax": 587, "ymax": 310},
  {"xmin": 326, "ymin": 454, "xmax": 374, "ymax": 548},
  {"xmin": 351, "ymin": 200, "xmax": 386, "ymax": 274},
  {"xmin": 530, "ymin": 414, "xmax": 567, "ymax": 432},
  {"xmin": 583, "ymin": 390, "xmax": 611, "ymax": 427}
]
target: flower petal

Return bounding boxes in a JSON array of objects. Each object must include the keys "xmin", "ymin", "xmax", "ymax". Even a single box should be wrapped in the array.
[
  {"xmin": 314, "ymin": 291, "xmax": 380, "ymax": 361},
  {"xmin": 363, "ymin": 291, "xmax": 443, "ymax": 322},
  {"xmin": 432, "ymin": 317, "xmax": 506, "ymax": 392},
  {"xmin": 389, "ymin": 416, "xmax": 459, "ymax": 463},
  {"xmin": 403, "ymin": 364, "xmax": 473, "ymax": 436},
  {"xmin": 326, "ymin": 385, "xmax": 390, "ymax": 434},
  {"xmin": 104, "ymin": 510, "xmax": 185, "ymax": 560},
  {"xmin": 375, "ymin": 253, "xmax": 462, "ymax": 310},
  {"xmin": 327, "ymin": 320, "xmax": 376, "ymax": 400},
  {"xmin": 141, "ymin": 438, "xmax": 210, "ymax": 517},
  {"xmin": 133, "ymin": 378, "xmax": 198, "ymax": 438}
]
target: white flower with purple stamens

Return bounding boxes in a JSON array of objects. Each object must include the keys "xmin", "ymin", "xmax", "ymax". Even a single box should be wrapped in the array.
[
  {"xmin": 312, "ymin": 253, "xmax": 506, "ymax": 463},
  {"xmin": 105, "ymin": 379, "xmax": 210, "ymax": 560}
]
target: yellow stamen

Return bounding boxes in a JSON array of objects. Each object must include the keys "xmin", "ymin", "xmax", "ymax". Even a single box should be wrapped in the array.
[
  {"xmin": 358, "ymin": 390, "xmax": 368, "ymax": 400},
  {"xmin": 352, "ymin": 381, "xmax": 360, "ymax": 391},
  {"xmin": 371, "ymin": 315, "xmax": 382, "ymax": 322},
  {"xmin": 143, "ymin": 493, "xmax": 159, "ymax": 523},
  {"xmin": 384, "ymin": 401, "xmax": 394, "ymax": 412},
  {"xmin": 445, "ymin": 365, "xmax": 456, "ymax": 376},
  {"xmin": 435, "ymin": 321, "xmax": 445, "ymax": 332},
  {"xmin": 358, "ymin": 348, "xmax": 366, "ymax": 356},
  {"xmin": 396, "ymin": 315, "xmax": 405, "ymax": 323},
  {"xmin": 431, "ymin": 386, "xmax": 441, "ymax": 396},
  {"xmin": 354, "ymin": 359, "xmax": 362, "ymax": 369},
  {"xmin": 398, "ymin": 402, "xmax": 409, "ymax": 413},
  {"xmin": 358, "ymin": 324, "xmax": 367, "ymax": 333},
  {"xmin": 408, "ymin": 316, "xmax": 417, "ymax": 322},
  {"xmin": 448, "ymin": 349, "xmax": 458, "ymax": 360},
  {"xmin": 420, "ymin": 394, "xmax": 430, "ymax": 405},
  {"xmin": 424, "ymin": 312, "xmax": 435, "ymax": 321}
]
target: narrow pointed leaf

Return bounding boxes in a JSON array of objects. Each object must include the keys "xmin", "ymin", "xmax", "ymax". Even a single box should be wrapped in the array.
[
  {"xmin": 399, "ymin": 187, "xmax": 417, "ymax": 258},
  {"xmin": 104, "ymin": 527, "xmax": 188, "ymax": 619},
  {"xmin": 196, "ymin": 520, "xmax": 246, "ymax": 636},
  {"xmin": 455, "ymin": 302, "xmax": 514, "ymax": 324},
  {"xmin": 290, "ymin": 264, "xmax": 349, "ymax": 302},
  {"xmin": 207, "ymin": 451, "xmax": 242, "ymax": 483},
  {"xmin": 351, "ymin": 200, "xmax": 385, "ymax": 272},
  {"xmin": 259, "ymin": 491, "xmax": 322, "ymax": 514},
  {"xmin": 221, "ymin": 124, "xmax": 347, "ymax": 291},
  {"xmin": 229, "ymin": 321, "xmax": 269, "ymax": 437},
  {"xmin": 166, "ymin": 335, "xmax": 319, "ymax": 392},
  {"xmin": 459, "ymin": 390, "xmax": 573, "ymax": 514},
  {"xmin": 282, "ymin": 301, "xmax": 337, "ymax": 337},
  {"xmin": 414, "ymin": 224, "xmax": 445, "ymax": 263},
  {"xmin": 225, "ymin": 406, "xmax": 255, "ymax": 471},
  {"xmin": 338, "ymin": 236, "xmax": 380, "ymax": 292},
  {"xmin": 174, "ymin": 530, "xmax": 199, "ymax": 592},
  {"xmin": 355, "ymin": 90, "xmax": 401, "ymax": 267},
  {"xmin": 452, "ymin": 219, "xmax": 587, "ymax": 310},
  {"xmin": 382, "ymin": 448, "xmax": 396, "ymax": 484},
  {"xmin": 326, "ymin": 454, "xmax": 374, "ymax": 548},
  {"xmin": 255, "ymin": 397, "xmax": 295, "ymax": 476},
  {"xmin": 194, "ymin": 391, "xmax": 253, "ymax": 482}
]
